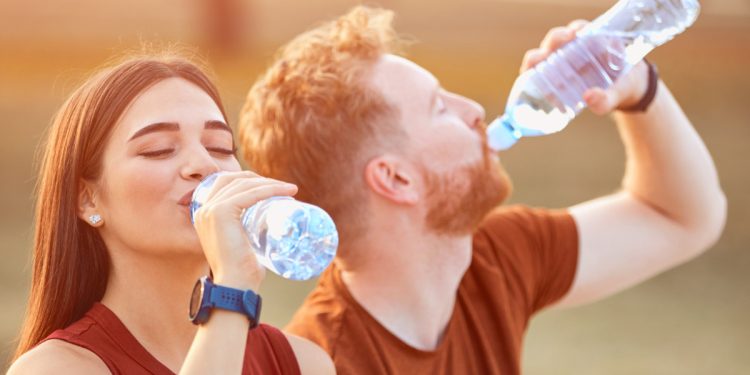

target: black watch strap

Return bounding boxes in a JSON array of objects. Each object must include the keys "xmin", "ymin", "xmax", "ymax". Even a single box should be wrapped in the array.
[{"xmin": 619, "ymin": 60, "xmax": 659, "ymax": 113}]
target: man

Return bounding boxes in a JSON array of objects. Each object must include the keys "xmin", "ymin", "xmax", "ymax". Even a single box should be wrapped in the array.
[{"xmin": 238, "ymin": 6, "xmax": 726, "ymax": 374}]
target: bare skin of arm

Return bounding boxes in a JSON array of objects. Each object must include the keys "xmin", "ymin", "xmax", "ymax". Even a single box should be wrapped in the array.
[{"xmin": 519, "ymin": 22, "xmax": 726, "ymax": 308}]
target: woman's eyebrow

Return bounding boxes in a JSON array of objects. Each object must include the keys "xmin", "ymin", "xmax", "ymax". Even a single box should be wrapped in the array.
[
  {"xmin": 128, "ymin": 120, "xmax": 232, "ymax": 142},
  {"xmin": 205, "ymin": 120, "xmax": 233, "ymax": 135},
  {"xmin": 128, "ymin": 122, "xmax": 179, "ymax": 142}
]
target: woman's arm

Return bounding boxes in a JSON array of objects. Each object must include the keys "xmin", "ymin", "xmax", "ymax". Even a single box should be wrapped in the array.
[{"xmin": 179, "ymin": 171, "xmax": 298, "ymax": 374}]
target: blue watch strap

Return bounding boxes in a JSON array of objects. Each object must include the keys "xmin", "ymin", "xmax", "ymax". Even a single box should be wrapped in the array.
[
  {"xmin": 206, "ymin": 283, "xmax": 262, "ymax": 328},
  {"xmin": 208, "ymin": 284, "xmax": 244, "ymax": 311}
]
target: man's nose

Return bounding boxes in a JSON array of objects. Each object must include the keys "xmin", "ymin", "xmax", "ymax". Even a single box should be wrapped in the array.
[{"xmin": 448, "ymin": 92, "xmax": 486, "ymax": 129}]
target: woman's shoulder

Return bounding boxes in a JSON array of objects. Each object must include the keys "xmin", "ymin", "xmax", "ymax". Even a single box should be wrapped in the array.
[
  {"xmin": 7, "ymin": 339, "xmax": 110, "ymax": 375},
  {"xmin": 284, "ymin": 333, "xmax": 336, "ymax": 375}
]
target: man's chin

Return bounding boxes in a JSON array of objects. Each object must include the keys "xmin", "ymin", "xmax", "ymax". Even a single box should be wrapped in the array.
[
  {"xmin": 423, "ymin": 158, "xmax": 512, "ymax": 235},
  {"xmin": 491, "ymin": 163, "xmax": 513, "ymax": 207}
]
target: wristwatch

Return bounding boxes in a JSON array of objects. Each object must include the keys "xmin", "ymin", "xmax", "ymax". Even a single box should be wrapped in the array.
[
  {"xmin": 189, "ymin": 276, "xmax": 262, "ymax": 327},
  {"xmin": 619, "ymin": 59, "xmax": 659, "ymax": 113}
]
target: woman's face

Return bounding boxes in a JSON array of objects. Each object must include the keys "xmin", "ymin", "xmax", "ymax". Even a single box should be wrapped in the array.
[{"xmin": 90, "ymin": 77, "xmax": 241, "ymax": 257}]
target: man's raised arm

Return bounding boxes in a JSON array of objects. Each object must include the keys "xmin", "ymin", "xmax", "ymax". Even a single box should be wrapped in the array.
[{"xmin": 522, "ymin": 22, "xmax": 727, "ymax": 308}]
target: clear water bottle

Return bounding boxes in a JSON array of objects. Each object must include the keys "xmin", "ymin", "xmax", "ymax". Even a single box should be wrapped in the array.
[
  {"xmin": 487, "ymin": 0, "xmax": 700, "ymax": 151},
  {"xmin": 190, "ymin": 172, "xmax": 339, "ymax": 281}
]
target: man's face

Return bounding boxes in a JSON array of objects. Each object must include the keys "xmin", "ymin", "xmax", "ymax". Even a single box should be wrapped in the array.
[{"xmin": 368, "ymin": 54, "xmax": 511, "ymax": 234}]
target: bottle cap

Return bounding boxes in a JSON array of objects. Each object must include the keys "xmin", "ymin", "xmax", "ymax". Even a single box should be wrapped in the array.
[{"xmin": 487, "ymin": 116, "xmax": 521, "ymax": 151}]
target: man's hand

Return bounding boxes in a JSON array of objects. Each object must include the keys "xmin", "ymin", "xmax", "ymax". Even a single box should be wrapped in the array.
[
  {"xmin": 519, "ymin": 20, "xmax": 650, "ymax": 116},
  {"xmin": 522, "ymin": 20, "xmax": 728, "ymax": 308}
]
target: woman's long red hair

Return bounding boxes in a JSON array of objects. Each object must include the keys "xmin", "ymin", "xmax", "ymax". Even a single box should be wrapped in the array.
[{"xmin": 12, "ymin": 53, "xmax": 227, "ymax": 361}]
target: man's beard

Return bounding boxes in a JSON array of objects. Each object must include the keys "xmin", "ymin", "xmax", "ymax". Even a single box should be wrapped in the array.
[{"xmin": 422, "ymin": 127, "xmax": 512, "ymax": 235}]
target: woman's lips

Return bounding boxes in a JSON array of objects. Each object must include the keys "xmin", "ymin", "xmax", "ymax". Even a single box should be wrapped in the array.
[{"xmin": 178, "ymin": 189, "xmax": 195, "ymax": 206}]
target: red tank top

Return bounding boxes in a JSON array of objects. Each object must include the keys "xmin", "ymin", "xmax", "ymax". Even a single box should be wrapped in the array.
[{"xmin": 42, "ymin": 303, "xmax": 301, "ymax": 375}]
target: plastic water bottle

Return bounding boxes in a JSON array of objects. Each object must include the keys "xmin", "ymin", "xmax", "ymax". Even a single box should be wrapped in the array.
[
  {"xmin": 487, "ymin": 0, "xmax": 700, "ymax": 150},
  {"xmin": 190, "ymin": 172, "xmax": 339, "ymax": 281}
]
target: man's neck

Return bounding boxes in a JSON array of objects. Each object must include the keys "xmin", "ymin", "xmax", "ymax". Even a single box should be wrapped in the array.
[
  {"xmin": 101, "ymin": 247, "xmax": 208, "ymax": 372},
  {"xmin": 339, "ymin": 229, "xmax": 473, "ymax": 351}
]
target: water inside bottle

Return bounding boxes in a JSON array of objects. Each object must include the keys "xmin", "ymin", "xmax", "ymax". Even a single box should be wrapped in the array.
[
  {"xmin": 191, "ymin": 173, "xmax": 338, "ymax": 281},
  {"xmin": 242, "ymin": 197, "xmax": 338, "ymax": 280},
  {"xmin": 488, "ymin": 0, "xmax": 700, "ymax": 151},
  {"xmin": 503, "ymin": 0, "xmax": 699, "ymax": 135},
  {"xmin": 503, "ymin": 29, "xmax": 662, "ymax": 136}
]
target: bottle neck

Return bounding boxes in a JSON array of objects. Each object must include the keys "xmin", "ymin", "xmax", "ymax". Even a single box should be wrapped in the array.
[{"xmin": 486, "ymin": 114, "xmax": 522, "ymax": 151}]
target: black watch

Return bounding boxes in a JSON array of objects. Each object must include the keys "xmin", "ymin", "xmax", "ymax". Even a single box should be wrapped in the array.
[{"xmin": 189, "ymin": 276, "xmax": 262, "ymax": 327}]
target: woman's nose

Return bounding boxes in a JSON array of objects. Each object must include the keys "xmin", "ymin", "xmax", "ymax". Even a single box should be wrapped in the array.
[{"xmin": 181, "ymin": 147, "xmax": 220, "ymax": 181}]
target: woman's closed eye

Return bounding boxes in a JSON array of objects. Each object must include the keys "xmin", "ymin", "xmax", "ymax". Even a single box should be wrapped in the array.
[
  {"xmin": 139, "ymin": 149, "xmax": 174, "ymax": 158},
  {"xmin": 206, "ymin": 146, "xmax": 236, "ymax": 156},
  {"xmin": 137, "ymin": 144, "xmax": 236, "ymax": 159}
]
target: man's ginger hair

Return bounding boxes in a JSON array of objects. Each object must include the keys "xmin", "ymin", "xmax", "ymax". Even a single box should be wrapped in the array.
[{"xmin": 239, "ymin": 6, "xmax": 407, "ymax": 241}]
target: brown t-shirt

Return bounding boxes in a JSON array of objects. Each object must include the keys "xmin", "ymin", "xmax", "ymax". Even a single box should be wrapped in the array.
[{"xmin": 286, "ymin": 205, "xmax": 579, "ymax": 375}]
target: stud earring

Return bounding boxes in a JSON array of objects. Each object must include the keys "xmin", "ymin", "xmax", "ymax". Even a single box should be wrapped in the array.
[{"xmin": 89, "ymin": 214, "xmax": 102, "ymax": 225}]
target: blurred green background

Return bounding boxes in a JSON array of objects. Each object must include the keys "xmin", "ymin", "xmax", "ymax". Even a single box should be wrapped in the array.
[{"xmin": 1, "ymin": 0, "xmax": 748, "ymax": 373}]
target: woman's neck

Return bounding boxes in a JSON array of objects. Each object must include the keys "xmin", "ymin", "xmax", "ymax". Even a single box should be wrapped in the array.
[{"xmin": 101, "ymin": 248, "xmax": 209, "ymax": 372}]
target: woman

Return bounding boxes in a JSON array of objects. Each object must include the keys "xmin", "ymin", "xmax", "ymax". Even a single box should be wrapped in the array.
[{"xmin": 7, "ymin": 53, "xmax": 335, "ymax": 374}]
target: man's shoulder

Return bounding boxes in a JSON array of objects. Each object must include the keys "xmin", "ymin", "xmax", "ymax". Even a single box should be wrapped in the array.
[
  {"xmin": 471, "ymin": 204, "xmax": 575, "ymax": 273},
  {"xmin": 286, "ymin": 287, "xmax": 349, "ymax": 333},
  {"xmin": 477, "ymin": 204, "xmax": 542, "ymax": 230},
  {"xmin": 473, "ymin": 204, "xmax": 539, "ymax": 250},
  {"xmin": 285, "ymin": 273, "xmax": 352, "ymax": 356},
  {"xmin": 474, "ymin": 204, "xmax": 572, "ymax": 244},
  {"xmin": 286, "ymin": 278, "xmax": 409, "ymax": 375}
]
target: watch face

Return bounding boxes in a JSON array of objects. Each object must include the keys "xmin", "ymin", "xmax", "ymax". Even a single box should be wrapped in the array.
[{"xmin": 189, "ymin": 278, "xmax": 203, "ymax": 319}]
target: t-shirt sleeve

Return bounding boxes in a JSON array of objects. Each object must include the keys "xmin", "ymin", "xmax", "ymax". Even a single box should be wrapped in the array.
[{"xmin": 472, "ymin": 205, "xmax": 579, "ymax": 315}]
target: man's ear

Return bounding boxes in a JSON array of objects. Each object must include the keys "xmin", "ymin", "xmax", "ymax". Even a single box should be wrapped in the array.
[
  {"xmin": 77, "ymin": 180, "xmax": 103, "ymax": 227},
  {"xmin": 364, "ymin": 155, "xmax": 419, "ymax": 205}
]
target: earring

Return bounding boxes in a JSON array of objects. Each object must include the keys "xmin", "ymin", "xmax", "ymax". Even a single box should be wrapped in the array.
[{"xmin": 89, "ymin": 214, "xmax": 102, "ymax": 225}]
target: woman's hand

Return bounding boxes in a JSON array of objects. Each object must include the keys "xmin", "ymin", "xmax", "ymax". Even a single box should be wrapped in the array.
[
  {"xmin": 519, "ymin": 20, "xmax": 650, "ymax": 116},
  {"xmin": 191, "ymin": 171, "xmax": 298, "ymax": 291}
]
